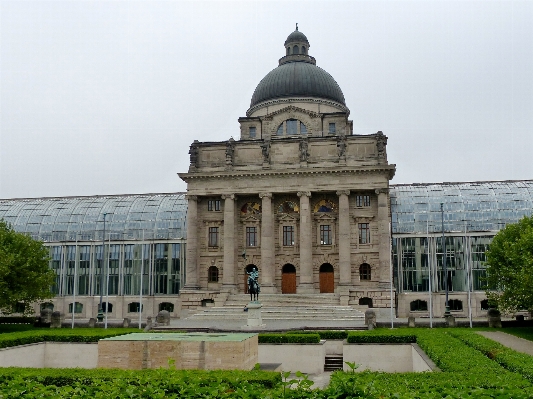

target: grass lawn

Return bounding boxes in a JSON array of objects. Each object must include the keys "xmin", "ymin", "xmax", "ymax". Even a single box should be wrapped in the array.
[{"xmin": 499, "ymin": 326, "xmax": 533, "ymax": 342}]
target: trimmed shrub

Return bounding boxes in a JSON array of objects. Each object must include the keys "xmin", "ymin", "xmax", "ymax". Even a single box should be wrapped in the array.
[{"xmin": 258, "ymin": 333, "xmax": 320, "ymax": 344}]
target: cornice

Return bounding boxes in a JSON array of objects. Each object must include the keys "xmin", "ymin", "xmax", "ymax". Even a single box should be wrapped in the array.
[
  {"xmin": 246, "ymin": 97, "xmax": 350, "ymax": 117},
  {"xmin": 179, "ymin": 165, "xmax": 396, "ymax": 181}
]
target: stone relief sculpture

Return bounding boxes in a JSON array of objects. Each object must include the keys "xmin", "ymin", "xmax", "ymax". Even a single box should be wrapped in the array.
[
  {"xmin": 260, "ymin": 140, "xmax": 270, "ymax": 163},
  {"xmin": 188, "ymin": 140, "xmax": 199, "ymax": 168},
  {"xmin": 337, "ymin": 134, "xmax": 346, "ymax": 159},
  {"xmin": 226, "ymin": 138, "xmax": 235, "ymax": 165},
  {"xmin": 299, "ymin": 138, "xmax": 309, "ymax": 162},
  {"xmin": 376, "ymin": 131, "xmax": 387, "ymax": 160}
]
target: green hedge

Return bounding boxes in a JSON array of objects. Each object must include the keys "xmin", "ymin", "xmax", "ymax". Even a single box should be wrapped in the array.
[
  {"xmin": 258, "ymin": 333, "xmax": 320, "ymax": 344},
  {"xmin": 346, "ymin": 333, "xmax": 416, "ymax": 343},
  {"xmin": 288, "ymin": 330, "xmax": 349, "ymax": 339},
  {"xmin": 0, "ymin": 316, "xmax": 37, "ymax": 324},
  {"xmin": 449, "ymin": 329, "xmax": 533, "ymax": 382},
  {"xmin": 0, "ymin": 328, "xmax": 139, "ymax": 349}
]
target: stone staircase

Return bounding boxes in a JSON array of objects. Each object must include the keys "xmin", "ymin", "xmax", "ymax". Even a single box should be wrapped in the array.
[{"xmin": 187, "ymin": 293, "xmax": 366, "ymax": 321}]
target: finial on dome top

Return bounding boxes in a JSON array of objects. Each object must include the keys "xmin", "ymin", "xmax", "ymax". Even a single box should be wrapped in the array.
[{"xmin": 296, "ymin": 23, "xmax": 298, "ymax": 31}]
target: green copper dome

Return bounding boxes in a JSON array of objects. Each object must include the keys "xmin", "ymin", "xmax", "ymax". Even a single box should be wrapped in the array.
[
  {"xmin": 250, "ymin": 28, "xmax": 346, "ymax": 108},
  {"xmin": 250, "ymin": 62, "xmax": 346, "ymax": 107}
]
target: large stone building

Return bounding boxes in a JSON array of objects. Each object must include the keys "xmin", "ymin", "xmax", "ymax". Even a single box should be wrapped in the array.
[
  {"xmin": 1, "ymin": 28, "xmax": 532, "ymax": 320},
  {"xmin": 178, "ymin": 27, "xmax": 396, "ymax": 308}
]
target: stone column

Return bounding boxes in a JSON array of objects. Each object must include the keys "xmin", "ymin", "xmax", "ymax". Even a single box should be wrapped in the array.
[
  {"xmin": 336, "ymin": 190, "xmax": 351, "ymax": 287},
  {"xmin": 297, "ymin": 191, "xmax": 314, "ymax": 293},
  {"xmin": 260, "ymin": 193, "xmax": 275, "ymax": 293},
  {"xmin": 184, "ymin": 195, "xmax": 200, "ymax": 289},
  {"xmin": 376, "ymin": 188, "xmax": 391, "ymax": 288},
  {"xmin": 222, "ymin": 194, "xmax": 237, "ymax": 292}
]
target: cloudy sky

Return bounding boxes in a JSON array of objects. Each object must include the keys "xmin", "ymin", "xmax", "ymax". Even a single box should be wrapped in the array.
[{"xmin": 1, "ymin": 1, "xmax": 532, "ymax": 199}]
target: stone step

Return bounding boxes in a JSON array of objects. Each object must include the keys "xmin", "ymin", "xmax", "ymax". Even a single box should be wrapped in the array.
[
  {"xmin": 188, "ymin": 304, "xmax": 365, "ymax": 321},
  {"xmin": 324, "ymin": 356, "xmax": 344, "ymax": 371}
]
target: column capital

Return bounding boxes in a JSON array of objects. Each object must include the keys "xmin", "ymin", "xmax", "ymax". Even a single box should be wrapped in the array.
[
  {"xmin": 185, "ymin": 195, "xmax": 198, "ymax": 201},
  {"xmin": 336, "ymin": 190, "xmax": 350, "ymax": 197},
  {"xmin": 297, "ymin": 191, "xmax": 311, "ymax": 198},
  {"xmin": 259, "ymin": 192, "xmax": 272, "ymax": 199},
  {"xmin": 221, "ymin": 194, "xmax": 236, "ymax": 200},
  {"xmin": 375, "ymin": 188, "xmax": 389, "ymax": 195}
]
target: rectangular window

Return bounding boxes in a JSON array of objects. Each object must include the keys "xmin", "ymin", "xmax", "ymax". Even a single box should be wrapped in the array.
[
  {"xmin": 208, "ymin": 227, "xmax": 219, "ymax": 247},
  {"xmin": 320, "ymin": 225, "xmax": 332, "ymax": 245},
  {"xmin": 356, "ymin": 195, "xmax": 370, "ymax": 207},
  {"xmin": 208, "ymin": 200, "xmax": 221, "ymax": 211},
  {"xmin": 329, "ymin": 122, "xmax": 336, "ymax": 134},
  {"xmin": 249, "ymin": 126, "xmax": 256, "ymax": 138},
  {"xmin": 282, "ymin": 225, "xmax": 294, "ymax": 246},
  {"xmin": 359, "ymin": 223, "xmax": 370, "ymax": 244},
  {"xmin": 246, "ymin": 226, "xmax": 257, "ymax": 247}
]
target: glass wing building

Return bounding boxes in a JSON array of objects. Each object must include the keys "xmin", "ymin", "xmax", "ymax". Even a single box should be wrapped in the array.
[
  {"xmin": 1, "ymin": 180, "xmax": 532, "ymax": 318},
  {"xmin": 0, "ymin": 193, "xmax": 187, "ymax": 319},
  {"xmin": 391, "ymin": 180, "xmax": 533, "ymax": 317}
]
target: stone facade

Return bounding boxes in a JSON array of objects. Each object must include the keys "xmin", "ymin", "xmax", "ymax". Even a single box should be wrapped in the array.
[{"xmin": 179, "ymin": 28, "xmax": 396, "ymax": 308}]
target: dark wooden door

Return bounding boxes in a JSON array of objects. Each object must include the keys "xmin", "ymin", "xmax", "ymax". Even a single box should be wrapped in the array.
[
  {"xmin": 320, "ymin": 271, "xmax": 334, "ymax": 293},
  {"xmin": 282, "ymin": 272, "xmax": 296, "ymax": 294}
]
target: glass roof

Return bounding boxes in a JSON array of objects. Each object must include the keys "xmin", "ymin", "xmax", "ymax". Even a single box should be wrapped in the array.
[
  {"xmin": 0, "ymin": 193, "xmax": 187, "ymax": 242},
  {"xmin": 390, "ymin": 181, "xmax": 533, "ymax": 234}
]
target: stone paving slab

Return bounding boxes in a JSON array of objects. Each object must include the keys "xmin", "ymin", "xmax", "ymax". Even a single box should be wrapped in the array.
[{"xmin": 478, "ymin": 331, "xmax": 533, "ymax": 356}]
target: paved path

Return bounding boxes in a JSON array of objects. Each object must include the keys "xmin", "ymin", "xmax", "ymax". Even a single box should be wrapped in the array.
[{"xmin": 478, "ymin": 331, "xmax": 533, "ymax": 356}]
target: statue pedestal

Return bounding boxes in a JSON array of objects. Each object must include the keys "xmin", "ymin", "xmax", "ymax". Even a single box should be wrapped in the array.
[{"xmin": 242, "ymin": 302, "xmax": 265, "ymax": 330}]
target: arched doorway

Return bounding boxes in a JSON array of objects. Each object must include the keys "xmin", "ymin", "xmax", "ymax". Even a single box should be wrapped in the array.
[
  {"xmin": 282, "ymin": 264, "xmax": 296, "ymax": 294},
  {"xmin": 244, "ymin": 264, "xmax": 257, "ymax": 293},
  {"xmin": 319, "ymin": 263, "xmax": 334, "ymax": 293}
]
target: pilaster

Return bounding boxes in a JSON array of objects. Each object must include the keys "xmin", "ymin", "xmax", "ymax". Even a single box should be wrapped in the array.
[{"xmin": 375, "ymin": 188, "xmax": 391, "ymax": 288}]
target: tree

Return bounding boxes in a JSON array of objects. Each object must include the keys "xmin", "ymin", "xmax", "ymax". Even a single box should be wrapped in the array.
[
  {"xmin": 485, "ymin": 215, "xmax": 533, "ymax": 314},
  {"xmin": 0, "ymin": 220, "xmax": 55, "ymax": 315}
]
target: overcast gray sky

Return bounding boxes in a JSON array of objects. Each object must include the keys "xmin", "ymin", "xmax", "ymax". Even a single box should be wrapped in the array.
[{"xmin": 1, "ymin": 1, "xmax": 532, "ymax": 199}]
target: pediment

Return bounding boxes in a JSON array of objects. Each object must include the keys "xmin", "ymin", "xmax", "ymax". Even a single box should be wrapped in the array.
[
  {"xmin": 314, "ymin": 212, "xmax": 337, "ymax": 221},
  {"xmin": 263, "ymin": 105, "xmax": 321, "ymax": 120},
  {"xmin": 278, "ymin": 213, "xmax": 299, "ymax": 222},
  {"xmin": 241, "ymin": 214, "xmax": 261, "ymax": 223}
]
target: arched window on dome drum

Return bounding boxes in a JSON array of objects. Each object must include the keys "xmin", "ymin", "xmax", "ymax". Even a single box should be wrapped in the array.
[
  {"xmin": 293, "ymin": 45, "xmax": 299, "ymax": 54},
  {"xmin": 286, "ymin": 47, "xmax": 290, "ymax": 55},
  {"xmin": 286, "ymin": 119, "xmax": 297, "ymax": 135},
  {"xmin": 276, "ymin": 119, "xmax": 307, "ymax": 136}
]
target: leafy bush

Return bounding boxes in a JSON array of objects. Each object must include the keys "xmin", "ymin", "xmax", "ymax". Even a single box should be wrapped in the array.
[{"xmin": 258, "ymin": 333, "xmax": 320, "ymax": 344}]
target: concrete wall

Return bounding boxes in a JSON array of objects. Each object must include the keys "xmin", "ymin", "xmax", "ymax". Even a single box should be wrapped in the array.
[
  {"xmin": 343, "ymin": 343, "xmax": 433, "ymax": 373},
  {"xmin": 258, "ymin": 341, "xmax": 325, "ymax": 374},
  {"xmin": 0, "ymin": 342, "xmax": 98, "ymax": 368}
]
